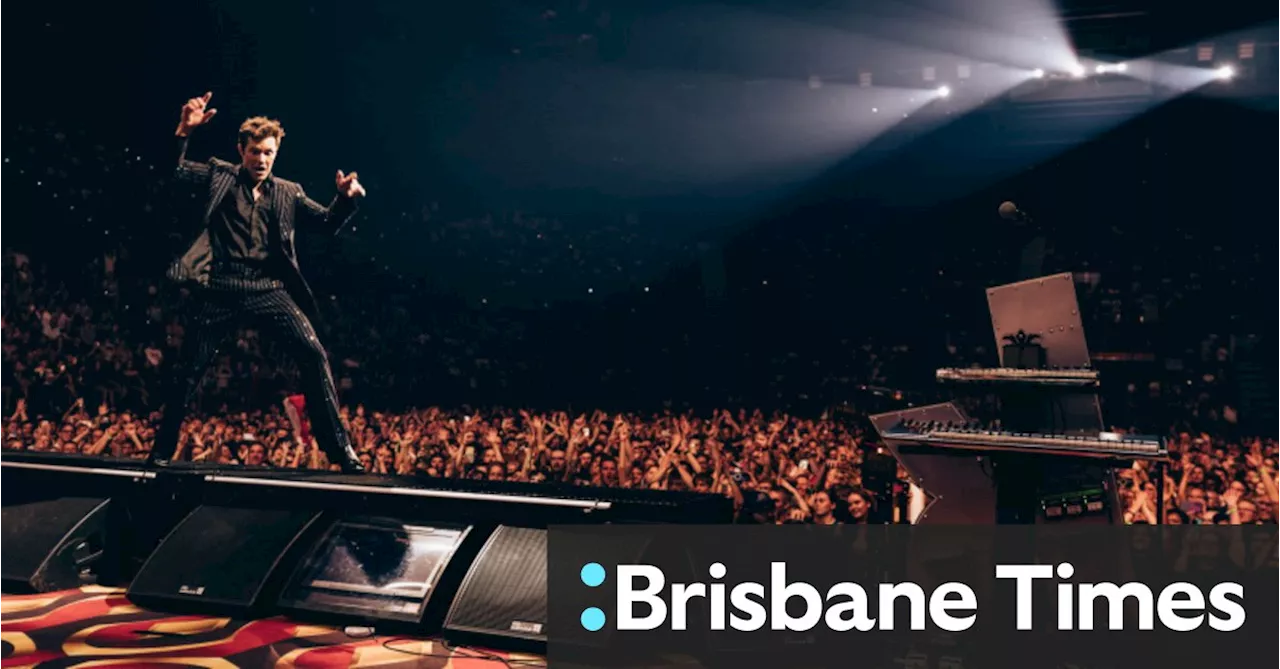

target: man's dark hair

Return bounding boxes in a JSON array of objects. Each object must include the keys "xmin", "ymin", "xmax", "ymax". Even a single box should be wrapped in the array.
[{"xmin": 238, "ymin": 116, "xmax": 285, "ymax": 148}]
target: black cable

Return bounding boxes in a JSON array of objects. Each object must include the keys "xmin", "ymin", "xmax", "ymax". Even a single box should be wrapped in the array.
[
  {"xmin": 442, "ymin": 640, "xmax": 547, "ymax": 668},
  {"xmin": 377, "ymin": 636, "xmax": 480, "ymax": 662},
  {"xmin": 375, "ymin": 636, "xmax": 547, "ymax": 668}
]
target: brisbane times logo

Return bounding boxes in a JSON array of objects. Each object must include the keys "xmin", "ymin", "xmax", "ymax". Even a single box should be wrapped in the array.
[{"xmin": 574, "ymin": 561, "xmax": 1247, "ymax": 634}]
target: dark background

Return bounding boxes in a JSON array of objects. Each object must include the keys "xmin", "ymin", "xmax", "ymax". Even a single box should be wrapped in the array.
[{"xmin": 3, "ymin": 0, "xmax": 1277, "ymax": 415}]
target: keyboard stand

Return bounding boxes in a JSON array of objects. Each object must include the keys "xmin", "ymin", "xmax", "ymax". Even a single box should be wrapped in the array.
[
  {"xmin": 872, "ymin": 273, "xmax": 1168, "ymax": 525},
  {"xmin": 989, "ymin": 274, "xmax": 1120, "ymax": 524}
]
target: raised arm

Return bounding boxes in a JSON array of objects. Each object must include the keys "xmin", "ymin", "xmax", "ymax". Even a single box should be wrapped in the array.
[
  {"xmin": 173, "ymin": 91, "xmax": 218, "ymax": 184},
  {"xmin": 295, "ymin": 170, "xmax": 366, "ymax": 236}
]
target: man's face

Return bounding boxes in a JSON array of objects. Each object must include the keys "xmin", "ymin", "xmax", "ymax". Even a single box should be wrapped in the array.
[
  {"xmin": 1256, "ymin": 501, "xmax": 1274, "ymax": 522},
  {"xmin": 238, "ymin": 136, "xmax": 279, "ymax": 182},
  {"xmin": 811, "ymin": 492, "xmax": 833, "ymax": 517},
  {"xmin": 1186, "ymin": 487, "xmax": 1206, "ymax": 506},
  {"xmin": 1237, "ymin": 501, "xmax": 1256, "ymax": 523},
  {"xmin": 246, "ymin": 444, "xmax": 266, "ymax": 465}
]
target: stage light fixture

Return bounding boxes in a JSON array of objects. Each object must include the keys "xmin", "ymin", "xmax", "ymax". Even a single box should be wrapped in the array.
[
  {"xmin": 1068, "ymin": 63, "xmax": 1086, "ymax": 78},
  {"xmin": 936, "ymin": 85, "xmax": 951, "ymax": 98},
  {"xmin": 1214, "ymin": 64, "xmax": 1235, "ymax": 80},
  {"xmin": 1031, "ymin": 68, "xmax": 1045, "ymax": 79}
]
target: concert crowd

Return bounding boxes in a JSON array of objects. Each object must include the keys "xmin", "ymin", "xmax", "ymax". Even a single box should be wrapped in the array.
[{"xmin": 4, "ymin": 119, "xmax": 1277, "ymax": 526}]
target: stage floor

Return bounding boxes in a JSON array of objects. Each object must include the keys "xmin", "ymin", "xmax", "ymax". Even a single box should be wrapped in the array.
[{"xmin": 0, "ymin": 586, "xmax": 544, "ymax": 668}]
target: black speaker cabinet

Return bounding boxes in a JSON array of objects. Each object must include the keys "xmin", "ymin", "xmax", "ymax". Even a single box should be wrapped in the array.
[
  {"xmin": 1, "ymin": 497, "xmax": 110, "ymax": 593},
  {"xmin": 277, "ymin": 516, "xmax": 475, "ymax": 631},
  {"xmin": 444, "ymin": 526, "xmax": 549, "ymax": 649},
  {"xmin": 127, "ymin": 505, "xmax": 321, "ymax": 616},
  {"xmin": 444, "ymin": 525, "xmax": 662, "ymax": 655}
]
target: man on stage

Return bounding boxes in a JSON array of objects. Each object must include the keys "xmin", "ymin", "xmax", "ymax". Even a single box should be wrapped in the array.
[{"xmin": 149, "ymin": 91, "xmax": 366, "ymax": 473}]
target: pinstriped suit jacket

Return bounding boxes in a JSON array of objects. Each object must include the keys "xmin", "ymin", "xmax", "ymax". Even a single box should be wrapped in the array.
[{"xmin": 167, "ymin": 137, "xmax": 359, "ymax": 320}]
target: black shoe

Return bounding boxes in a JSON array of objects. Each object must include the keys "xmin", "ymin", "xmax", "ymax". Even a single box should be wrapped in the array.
[
  {"xmin": 338, "ymin": 456, "xmax": 366, "ymax": 474},
  {"xmin": 324, "ymin": 443, "xmax": 366, "ymax": 474},
  {"xmin": 147, "ymin": 456, "xmax": 172, "ymax": 468}
]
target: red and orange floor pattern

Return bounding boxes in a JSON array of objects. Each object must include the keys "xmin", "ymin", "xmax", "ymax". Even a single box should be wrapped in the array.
[{"xmin": 1, "ymin": 586, "xmax": 544, "ymax": 668}]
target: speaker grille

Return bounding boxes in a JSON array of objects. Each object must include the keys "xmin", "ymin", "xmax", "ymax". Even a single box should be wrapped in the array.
[
  {"xmin": 446, "ymin": 526, "xmax": 548, "ymax": 640},
  {"xmin": 129, "ymin": 506, "xmax": 317, "ymax": 609},
  {"xmin": 1, "ymin": 498, "xmax": 108, "ymax": 591}
]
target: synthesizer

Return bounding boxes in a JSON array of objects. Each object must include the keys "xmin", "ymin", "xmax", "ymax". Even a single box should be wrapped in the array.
[
  {"xmin": 881, "ymin": 420, "xmax": 1166, "ymax": 460},
  {"xmin": 935, "ymin": 367, "xmax": 1099, "ymax": 388}
]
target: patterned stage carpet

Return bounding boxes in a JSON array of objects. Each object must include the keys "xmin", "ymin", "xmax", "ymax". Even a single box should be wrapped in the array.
[{"xmin": 0, "ymin": 586, "xmax": 545, "ymax": 668}]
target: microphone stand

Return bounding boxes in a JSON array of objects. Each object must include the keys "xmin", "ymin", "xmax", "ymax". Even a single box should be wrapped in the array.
[
  {"xmin": 1015, "ymin": 213, "xmax": 1047, "ymax": 281},
  {"xmin": 1018, "ymin": 233, "xmax": 1047, "ymax": 281},
  {"xmin": 999, "ymin": 204, "xmax": 1053, "ymax": 523}
]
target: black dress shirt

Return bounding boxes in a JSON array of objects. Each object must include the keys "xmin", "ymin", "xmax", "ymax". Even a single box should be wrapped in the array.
[{"xmin": 211, "ymin": 169, "xmax": 275, "ymax": 267}]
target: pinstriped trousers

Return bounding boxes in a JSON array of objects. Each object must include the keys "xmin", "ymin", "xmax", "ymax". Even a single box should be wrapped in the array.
[{"xmin": 152, "ymin": 266, "xmax": 356, "ymax": 465}]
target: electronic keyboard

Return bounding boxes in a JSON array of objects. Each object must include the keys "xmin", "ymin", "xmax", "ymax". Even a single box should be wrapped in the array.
[
  {"xmin": 935, "ymin": 367, "xmax": 1099, "ymax": 388},
  {"xmin": 882, "ymin": 421, "xmax": 1166, "ymax": 460}
]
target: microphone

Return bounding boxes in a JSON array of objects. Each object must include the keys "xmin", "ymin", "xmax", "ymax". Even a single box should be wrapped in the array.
[{"xmin": 998, "ymin": 201, "xmax": 1033, "ymax": 223}]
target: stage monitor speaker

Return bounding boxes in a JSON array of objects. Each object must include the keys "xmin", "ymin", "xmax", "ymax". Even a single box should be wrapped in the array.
[
  {"xmin": 127, "ymin": 505, "xmax": 321, "ymax": 616},
  {"xmin": 1, "ymin": 497, "xmax": 110, "ymax": 593},
  {"xmin": 445, "ymin": 526, "xmax": 658, "ymax": 655},
  {"xmin": 277, "ymin": 516, "xmax": 474, "ymax": 630},
  {"xmin": 443, "ymin": 526, "xmax": 549, "ymax": 650}
]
